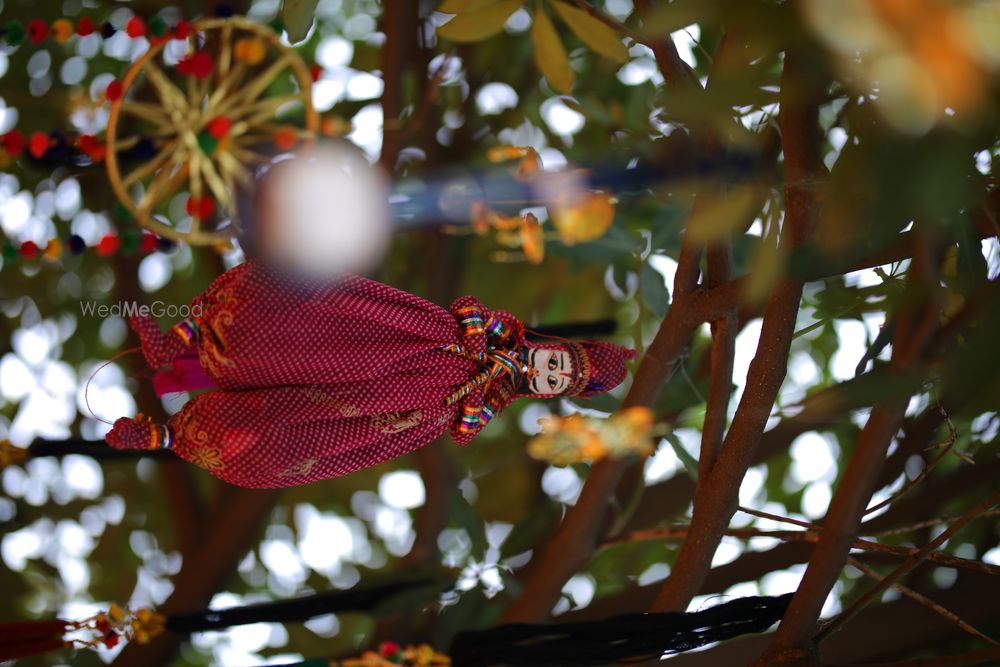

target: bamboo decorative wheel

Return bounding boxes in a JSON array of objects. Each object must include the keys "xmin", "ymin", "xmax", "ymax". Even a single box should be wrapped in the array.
[{"xmin": 105, "ymin": 17, "xmax": 318, "ymax": 246}]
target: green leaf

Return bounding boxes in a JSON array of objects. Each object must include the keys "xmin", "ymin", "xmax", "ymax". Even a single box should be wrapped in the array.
[
  {"xmin": 531, "ymin": 5, "xmax": 574, "ymax": 93},
  {"xmin": 280, "ymin": 0, "xmax": 319, "ymax": 44},
  {"xmin": 437, "ymin": 0, "xmax": 523, "ymax": 42},
  {"xmin": 550, "ymin": 1, "xmax": 629, "ymax": 63},
  {"xmin": 665, "ymin": 431, "xmax": 699, "ymax": 481},
  {"xmin": 438, "ymin": 0, "xmax": 500, "ymax": 13},
  {"xmin": 640, "ymin": 262, "xmax": 670, "ymax": 317},
  {"xmin": 500, "ymin": 502, "xmax": 561, "ymax": 558}
]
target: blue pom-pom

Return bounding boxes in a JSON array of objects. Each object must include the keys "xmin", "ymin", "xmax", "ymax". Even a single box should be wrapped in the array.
[{"xmin": 68, "ymin": 235, "xmax": 87, "ymax": 254}]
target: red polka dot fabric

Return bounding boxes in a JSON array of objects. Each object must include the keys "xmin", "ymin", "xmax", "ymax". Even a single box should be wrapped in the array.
[{"xmin": 106, "ymin": 262, "xmax": 528, "ymax": 488}]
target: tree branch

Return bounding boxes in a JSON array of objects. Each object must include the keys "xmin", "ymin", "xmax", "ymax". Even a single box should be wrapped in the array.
[
  {"xmin": 760, "ymin": 235, "xmax": 943, "ymax": 660},
  {"xmin": 650, "ymin": 47, "xmax": 825, "ymax": 614}
]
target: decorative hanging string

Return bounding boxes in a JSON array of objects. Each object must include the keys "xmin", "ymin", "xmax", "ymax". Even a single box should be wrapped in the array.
[
  {"xmin": 0, "ymin": 590, "xmax": 792, "ymax": 665},
  {"xmin": 448, "ymin": 593, "xmax": 795, "ymax": 666},
  {"xmin": 0, "ymin": 572, "xmax": 447, "ymax": 662},
  {"xmin": 0, "ymin": 6, "xmax": 246, "ymax": 48},
  {"xmin": 1, "ymin": 229, "xmax": 176, "ymax": 267},
  {"xmin": 82, "ymin": 347, "xmax": 143, "ymax": 426}
]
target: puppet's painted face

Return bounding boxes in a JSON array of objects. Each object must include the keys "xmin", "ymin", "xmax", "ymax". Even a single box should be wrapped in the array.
[{"xmin": 526, "ymin": 348, "xmax": 573, "ymax": 395}]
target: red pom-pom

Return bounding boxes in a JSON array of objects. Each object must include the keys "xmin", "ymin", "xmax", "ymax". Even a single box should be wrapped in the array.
[
  {"xmin": 140, "ymin": 233, "xmax": 158, "ymax": 254},
  {"xmin": 274, "ymin": 126, "xmax": 298, "ymax": 150},
  {"xmin": 76, "ymin": 16, "xmax": 95, "ymax": 36},
  {"xmin": 19, "ymin": 240, "xmax": 39, "ymax": 258},
  {"xmin": 179, "ymin": 51, "xmax": 213, "ymax": 79},
  {"xmin": 105, "ymin": 80, "xmax": 123, "ymax": 102},
  {"xmin": 77, "ymin": 134, "xmax": 107, "ymax": 161},
  {"xmin": 27, "ymin": 19, "xmax": 49, "ymax": 44},
  {"xmin": 28, "ymin": 132, "xmax": 49, "ymax": 159},
  {"xmin": 96, "ymin": 234, "xmax": 121, "ymax": 257},
  {"xmin": 173, "ymin": 19, "xmax": 192, "ymax": 40},
  {"xmin": 310, "ymin": 65, "xmax": 323, "ymax": 82},
  {"xmin": 186, "ymin": 195, "xmax": 215, "ymax": 219},
  {"xmin": 207, "ymin": 116, "xmax": 231, "ymax": 139},
  {"xmin": 103, "ymin": 631, "xmax": 120, "ymax": 649},
  {"xmin": 1, "ymin": 130, "xmax": 25, "ymax": 156},
  {"xmin": 379, "ymin": 642, "xmax": 400, "ymax": 658},
  {"xmin": 125, "ymin": 16, "xmax": 147, "ymax": 38}
]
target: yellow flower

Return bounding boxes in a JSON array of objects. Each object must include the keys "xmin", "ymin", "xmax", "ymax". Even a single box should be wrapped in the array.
[{"xmin": 190, "ymin": 446, "xmax": 225, "ymax": 471}]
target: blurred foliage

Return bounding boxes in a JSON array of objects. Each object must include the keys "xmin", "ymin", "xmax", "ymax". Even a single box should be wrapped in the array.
[{"xmin": 0, "ymin": 0, "xmax": 999, "ymax": 665}]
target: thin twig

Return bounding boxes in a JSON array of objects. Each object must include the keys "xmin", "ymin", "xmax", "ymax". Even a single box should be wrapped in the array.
[
  {"xmin": 817, "ymin": 487, "xmax": 1000, "ymax": 642},
  {"xmin": 604, "ymin": 522, "xmax": 1000, "ymax": 577},
  {"xmin": 865, "ymin": 402, "xmax": 959, "ymax": 516},
  {"xmin": 827, "ymin": 646, "xmax": 1000, "ymax": 667},
  {"xmin": 847, "ymin": 557, "xmax": 1000, "ymax": 647}
]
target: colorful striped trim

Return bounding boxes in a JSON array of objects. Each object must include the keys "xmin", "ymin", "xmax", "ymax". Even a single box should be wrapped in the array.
[
  {"xmin": 480, "ymin": 404, "xmax": 495, "ymax": 426},
  {"xmin": 486, "ymin": 316, "xmax": 507, "ymax": 340},
  {"xmin": 458, "ymin": 405, "xmax": 482, "ymax": 433},
  {"xmin": 171, "ymin": 316, "xmax": 202, "ymax": 346},
  {"xmin": 454, "ymin": 305, "xmax": 486, "ymax": 336},
  {"xmin": 147, "ymin": 424, "xmax": 175, "ymax": 451}
]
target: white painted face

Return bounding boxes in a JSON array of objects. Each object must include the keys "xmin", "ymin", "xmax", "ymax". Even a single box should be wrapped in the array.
[{"xmin": 526, "ymin": 348, "xmax": 573, "ymax": 395}]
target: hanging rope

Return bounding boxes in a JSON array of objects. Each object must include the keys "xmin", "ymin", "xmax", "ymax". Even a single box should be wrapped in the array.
[{"xmin": 448, "ymin": 594, "xmax": 794, "ymax": 666}]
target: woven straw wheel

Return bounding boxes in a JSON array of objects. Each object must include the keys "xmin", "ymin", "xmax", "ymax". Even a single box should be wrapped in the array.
[{"xmin": 105, "ymin": 17, "xmax": 318, "ymax": 246}]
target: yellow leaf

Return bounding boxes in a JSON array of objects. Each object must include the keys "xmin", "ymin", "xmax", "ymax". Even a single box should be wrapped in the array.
[
  {"xmin": 521, "ymin": 212, "xmax": 545, "ymax": 264},
  {"xmin": 686, "ymin": 186, "xmax": 762, "ymax": 243},
  {"xmin": 551, "ymin": 191, "xmax": 616, "ymax": 244},
  {"xmin": 742, "ymin": 236, "xmax": 787, "ymax": 306},
  {"xmin": 438, "ymin": 0, "xmax": 499, "ymax": 13},
  {"xmin": 550, "ymin": 0, "xmax": 629, "ymax": 63},
  {"xmin": 437, "ymin": 0, "xmax": 523, "ymax": 42},
  {"xmin": 531, "ymin": 6, "xmax": 574, "ymax": 93}
]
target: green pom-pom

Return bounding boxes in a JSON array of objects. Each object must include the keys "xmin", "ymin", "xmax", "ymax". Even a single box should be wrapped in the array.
[
  {"xmin": 4, "ymin": 20, "xmax": 26, "ymax": 46},
  {"xmin": 112, "ymin": 201, "xmax": 133, "ymax": 221},
  {"xmin": 197, "ymin": 131, "xmax": 218, "ymax": 155},
  {"xmin": 2, "ymin": 239, "xmax": 17, "ymax": 261},
  {"xmin": 120, "ymin": 228, "xmax": 141, "ymax": 253},
  {"xmin": 148, "ymin": 16, "xmax": 167, "ymax": 37}
]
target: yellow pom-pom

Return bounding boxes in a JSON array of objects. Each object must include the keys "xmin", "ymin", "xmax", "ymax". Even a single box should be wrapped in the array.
[
  {"xmin": 43, "ymin": 238, "xmax": 62, "ymax": 260},
  {"xmin": 234, "ymin": 37, "xmax": 265, "ymax": 65},
  {"xmin": 52, "ymin": 19, "xmax": 74, "ymax": 43}
]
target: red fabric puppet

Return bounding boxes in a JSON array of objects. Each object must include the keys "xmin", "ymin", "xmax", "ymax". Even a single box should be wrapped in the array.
[{"xmin": 105, "ymin": 261, "xmax": 634, "ymax": 488}]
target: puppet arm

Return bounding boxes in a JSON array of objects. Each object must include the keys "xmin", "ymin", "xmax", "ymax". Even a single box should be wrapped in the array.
[
  {"xmin": 449, "ymin": 297, "xmax": 526, "ymax": 352},
  {"xmin": 105, "ymin": 415, "xmax": 175, "ymax": 452},
  {"xmin": 130, "ymin": 308, "xmax": 203, "ymax": 368},
  {"xmin": 449, "ymin": 376, "xmax": 518, "ymax": 445}
]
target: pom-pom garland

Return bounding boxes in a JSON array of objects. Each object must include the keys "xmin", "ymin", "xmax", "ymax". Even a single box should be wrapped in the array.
[
  {"xmin": 0, "ymin": 6, "xmax": 280, "ymax": 48},
  {"xmin": 1, "ymin": 232, "xmax": 177, "ymax": 268}
]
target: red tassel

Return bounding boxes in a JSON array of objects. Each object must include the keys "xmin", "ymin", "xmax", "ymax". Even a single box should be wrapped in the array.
[{"xmin": 0, "ymin": 619, "xmax": 71, "ymax": 660}]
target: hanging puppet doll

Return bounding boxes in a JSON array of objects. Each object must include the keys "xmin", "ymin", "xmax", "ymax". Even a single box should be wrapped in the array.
[{"xmin": 104, "ymin": 261, "xmax": 635, "ymax": 488}]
